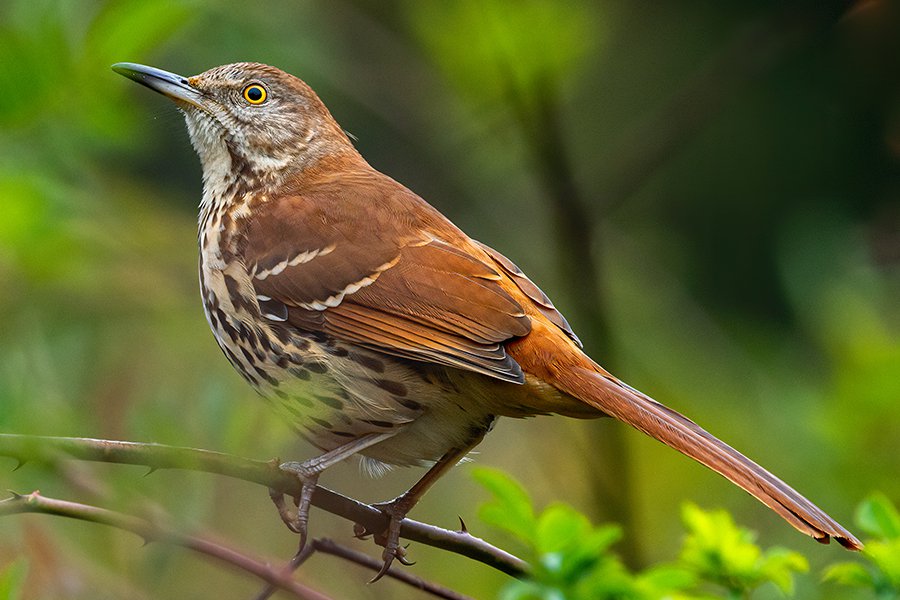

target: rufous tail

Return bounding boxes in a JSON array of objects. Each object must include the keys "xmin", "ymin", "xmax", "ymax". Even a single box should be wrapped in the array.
[{"xmin": 558, "ymin": 361, "xmax": 861, "ymax": 550}]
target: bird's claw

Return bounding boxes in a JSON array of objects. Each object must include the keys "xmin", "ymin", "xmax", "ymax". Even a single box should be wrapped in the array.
[
  {"xmin": 365, "ymin": 497, "xmax": 416, "ymax": 582},
  {"xmin": 269, "ymin": 462, "xmax": 321, "ymax": 551},
  {"xmin": 369, "ymin": 545, "xmax": 406, "ymax": 583},
  {"xmin": 268, "ymin": 488, "xmax": 303, "ymax": 533}
]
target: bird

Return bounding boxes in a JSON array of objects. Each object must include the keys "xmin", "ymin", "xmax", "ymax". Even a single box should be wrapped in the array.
[{"xmin": 112, "ymin": 61, "xmax": 861, "ymax": 578}]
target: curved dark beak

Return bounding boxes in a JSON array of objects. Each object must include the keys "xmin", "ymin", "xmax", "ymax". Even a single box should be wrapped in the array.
[{"xmin": 112, "ymin": 62, "xmax": 205, "ymax": 109}]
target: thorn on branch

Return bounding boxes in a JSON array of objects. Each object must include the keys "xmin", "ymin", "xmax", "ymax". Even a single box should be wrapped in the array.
[
  {"xmin": 458, "ymin": 516, "xmax": 468, "ymax": 534},
  {"xmin": 353, "ymin": 522, "xmax": 372, "ymax": 540}
]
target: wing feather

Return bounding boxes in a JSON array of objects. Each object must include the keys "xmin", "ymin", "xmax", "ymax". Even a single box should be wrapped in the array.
[{"xmin": 241, "ymin": 184, "xmax": 531, "ymax": 383}]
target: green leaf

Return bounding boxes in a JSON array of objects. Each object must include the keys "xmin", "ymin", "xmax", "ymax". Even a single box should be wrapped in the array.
[
  {"xmin": 535, "ymin": 503, "xmax": 622, "ymax": 583},
  {"xmin": 408, "ymin": 0, "xmax": 598, "ymax": 114},
  {"xmin": 473, "ymin": 466, "xmax": 536, "ymax": 543},
  {"xmin": 759, "ymin": 548, "xmax": 809, "ymax": 595},
  {"xmin": 637, "ymin": 564, "xmax": 698, "ymax": 593},
  {"xmin": 856, "ymin": 493, "xmax": 900, "ymax": 540},
  {"xmin": 535, "ymin": 503, "xmax": 592, "ymax": 555},
  {"xmin": 679, "ymin": 502, "xmax": 806, "ymax": 596},
  {"xmin": 865, "ymin": 539, "xmax": 900, "ymax": 588},
  {"xmin": 501, "ymin": 580, "xmax": 572, "ymax": 600},
  {"xmin": 826, "ymin": 495, "xmax": 900, "ymax": 596},
  {"xmin": 823, "ymin": 561, "xmax": 875, "ymax": 588},
  {"xmin": 0, "ymin": 559, "xmax": 27, "ymax": 600}
]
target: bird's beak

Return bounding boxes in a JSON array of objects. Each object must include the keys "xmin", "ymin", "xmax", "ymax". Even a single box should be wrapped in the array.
[{"xmin": 112, "ymin": 62, "xmax": 205, "ymax": 110}]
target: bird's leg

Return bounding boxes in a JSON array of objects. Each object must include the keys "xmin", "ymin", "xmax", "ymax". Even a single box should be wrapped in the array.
[
  {"xmin": 268, "ymin": 487, "xmax": 303, "ymax": 533},
  {"xmin": 367, "ymin": 444, "xmax": 474, "ymax": 582},
  {"xmin": 273, "ymin": 432, "xmax": 395, "ymax": 551}
]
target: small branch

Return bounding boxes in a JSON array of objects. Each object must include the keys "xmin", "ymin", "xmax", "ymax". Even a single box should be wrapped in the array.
[
  {"xmin": 0, "ymin": 434, "xmax": 528, "ymax": 577},
  {"xmin": 0, "ymin": 491, "xmax": 331, "ymax": 600},
  {"xmin": 314, "ymin": 538, "xmax": 475, "ymax": 600},
  {"xmin": 254, "ymin": 538, "xmax": 474, "ymax": 600},
  {"xmin": 252, "ymin": 543, "xmax": 316, "ymax": 600}
]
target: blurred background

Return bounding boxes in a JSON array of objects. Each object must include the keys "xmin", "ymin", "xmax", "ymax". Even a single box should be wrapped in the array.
[{"xmin": 1, "ymin": 0, "xmax": 898, "ymax": 598}]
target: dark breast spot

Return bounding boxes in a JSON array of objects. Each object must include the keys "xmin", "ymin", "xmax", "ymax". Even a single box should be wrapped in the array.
[
  {"xmin": 315, "ymin": 395, "xmax": 343, "ymax": 409},
  {"xmin": 307, "ymin": 362, "xmax": 328, "ymax": 374},
  {"xmin": 273, "ymin": 326, "xmax": 295, "ymax": 345},
  {"xmin": 222, "ymin": 346, "xmax": 240, "ymax": 367},
  {"xmin": 223, "ymin": 274, "xmax": 256, "ymax": 314},
  {"xmin": 252, "ymin": 364, "xmax": 278, "ymax": 387},
  {"xmin": 375, "ymin": 379, "xmax": 407, "ymax": 397},
  {"xmin": 240, "ymin": 346, "xmax": 255, "ymax": 364},
  {"xmin": 310, "ymin": 416, "xmax": 332, "ymax": 429},
  {"xmin": 294, "ymin": 395, "xmax": 313, "ymax": 408},
  {"xmin": 325, "ymin": 345, "xmax": 349, "ymax": 357},
  {"xmin": 258, "ymin": 331, "xmax": 274, "ymax": 353},
  {"xmin": 351, "ymin": 353, "xmax": 385, "ymax": 374},
  {"xmin": 289, "ymin": 367, "xmax": 310, "ymax": 380},
  {"xmin": 282, "ymin": 403, "xmax": 306, "ymax": 419},
  {"xmin": 397, "ymin": 398, "xmax": 422, "ymax": 411},
  {"xmin": 237, "ymin": 322, "xmax": 258, "ymax": 346},
  {"xmin": 217, "ymin": 309, "xmax": 239, "ymax": 342},
  {"xmin": 242, "ymin": 370, "xmax": 260, "ymax": 386}
]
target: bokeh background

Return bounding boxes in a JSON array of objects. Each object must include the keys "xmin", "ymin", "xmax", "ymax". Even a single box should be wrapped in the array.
[{"xmin": 1, "ymin": 0, "xmax": 898, "ymax": 598}]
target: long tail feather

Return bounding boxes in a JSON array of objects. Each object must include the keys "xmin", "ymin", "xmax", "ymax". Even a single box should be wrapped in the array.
[{"xmin": 561, "ymin": 364, "xmax": 861, "ymax": 549}]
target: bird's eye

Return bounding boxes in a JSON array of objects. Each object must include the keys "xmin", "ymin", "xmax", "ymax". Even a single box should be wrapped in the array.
[{"xmin": 242, "ymin": 84, "xmax": 267, "ymax": 105}]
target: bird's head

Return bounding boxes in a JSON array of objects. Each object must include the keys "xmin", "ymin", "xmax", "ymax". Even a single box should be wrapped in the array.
[{"xmin": 113, "ymin": 62, "xmax": 354, "ymax": 190}]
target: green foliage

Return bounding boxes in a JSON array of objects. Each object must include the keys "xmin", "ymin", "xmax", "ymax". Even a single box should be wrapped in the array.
[
  {"xmin": 0, "ymin": 0, "xmax": 191, "ymax": 140},
  {"xmin": 475, "ymin": 467, "xmax": 699, "ymax": 599},
  {"xmin": 825, "ymin": 494, "xmax": 900, "ymax": 598},
  {"xmin": 408, "ymin": 0, "xmax": 596, "ymax": 115},
  {"xmin": 0, "ymin": 559, "xmax": 27, "ymax": 600},
  {"xmin": 679, "ymin": 503, "xmax": 808, "ymax": 597},
  {"xmin": 475, "ymin": 468, "xmax": 900, "ymax": 600}
]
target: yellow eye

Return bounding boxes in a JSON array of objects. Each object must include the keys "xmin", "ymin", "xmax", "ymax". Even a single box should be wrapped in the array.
[{"xmin": 242, "ymin": 84, "xmax": 267, "ymax": 105}]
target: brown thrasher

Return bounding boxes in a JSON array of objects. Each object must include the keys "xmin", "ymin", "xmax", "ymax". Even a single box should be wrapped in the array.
[{"xmin": 113, "ymin": 61, "xmax": 860, "ymax": 577}]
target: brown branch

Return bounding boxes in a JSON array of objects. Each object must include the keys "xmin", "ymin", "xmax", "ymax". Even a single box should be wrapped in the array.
[
  {"xmin": 254, "ymin": 538, "xmax": 474, "ymax": 600},
  {"xmin": 253, "ymin": 544, "xmax": 317, "ymax": 600},
  {"xmin": 0, "ymin": 491, "xmax": 331, "ymax": 600},
  {"xmin": 0, "ymin": 434, "xmax": 528, "ymax": 577},
  {"xmin": 314, "ymin": 538, "xmax": 474, "ymax": 600}
]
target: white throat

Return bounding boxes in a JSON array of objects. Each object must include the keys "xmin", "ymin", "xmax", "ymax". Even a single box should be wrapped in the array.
[{"xmin": 183, "ymin": 112, "xmax": 235, "ymax": 215}]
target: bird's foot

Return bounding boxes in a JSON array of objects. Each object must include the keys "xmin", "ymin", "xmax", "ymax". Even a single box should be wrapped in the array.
[
  {"xmin": 269, "ymin": 461, "xmax": 321, "ymax": 551},
  {"xmin": 361, "ymin": 496, "xmax": 417, "ymax": 582}
]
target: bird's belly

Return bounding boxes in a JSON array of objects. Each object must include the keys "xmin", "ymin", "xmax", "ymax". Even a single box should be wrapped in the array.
[
  {"xmin": 260, "ymin": 335, "xmax": 501, "ymax": 467},
  {"xmin": 198, "ymin": 265, "xmax": 580, "ymax": 469},
  {"xmin": 202, "ymin": 284, "xmax": 497, "ymax": 465}
]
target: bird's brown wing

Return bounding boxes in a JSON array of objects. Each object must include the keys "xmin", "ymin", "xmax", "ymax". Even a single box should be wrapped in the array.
[
  {"xmin": 474, "ymin": 240, "xmax": 582, "ymax": 349},
  {"xmin": 241, "ymin": 191, "xmax": 531, "ymax": 383}
]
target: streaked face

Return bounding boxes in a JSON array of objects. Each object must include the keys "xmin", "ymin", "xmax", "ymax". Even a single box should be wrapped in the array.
[{"xmin": 113, "ymin": 62, "xmax": 344, "ymax": 184}]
